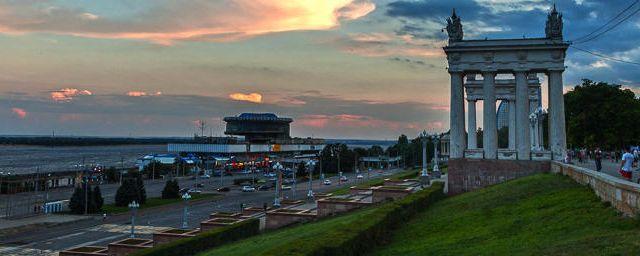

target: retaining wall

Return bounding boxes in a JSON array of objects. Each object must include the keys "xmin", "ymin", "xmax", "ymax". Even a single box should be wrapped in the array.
[{"xmin": 447, "ymin": 158, "xmax": 550, "ymax": 194}]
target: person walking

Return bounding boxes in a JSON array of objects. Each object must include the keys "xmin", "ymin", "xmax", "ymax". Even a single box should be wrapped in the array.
[
  {"xmin": 595, "ymin": 148, "xmax": 602, "ymax": 172},
  {"xmin": 619, "ymin": 148, "xmax": 635, "ymax": 181}
]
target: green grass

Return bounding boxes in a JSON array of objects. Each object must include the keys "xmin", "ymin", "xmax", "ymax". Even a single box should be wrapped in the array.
[
  {"xmin": 102, "ymin": 193, "xmax": 220, "ymax": 214},
  {"xmin": 331, "ymin": 169, "xmax": 420, "ymax": 195},
  {"xmin": 374, "ymin": 173, "xmax": 640, "ymax": 256},
  {"xmin": 198, "ymin": 207, "xmax": 380, "ymax": 256}
]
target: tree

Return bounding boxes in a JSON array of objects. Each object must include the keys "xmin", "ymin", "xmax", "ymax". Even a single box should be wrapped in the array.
[
  {"xmin": 565, "ymin": 79, "xmax": 640, "ymax": 149},
  {"xmin": 162, "ymin": 179, "xmax": 180, "ymax": 199},
  {"xmin": 91, "ymin": 186, "xmax": 104, "ymax": 212},
  {"xmin": 115, "ymin": 179, "xmax": 141, "ymax": 207},
  {"xmin": 104, "ymin": 167, "xmax": 119, "ymax": 183},
  {"xmin": 135, "ymin": 175, "xmax": 147, "ymax": 204},
  {"xmin": 68, "ymin": 186, "xmax": 85, "ymax": 214}
]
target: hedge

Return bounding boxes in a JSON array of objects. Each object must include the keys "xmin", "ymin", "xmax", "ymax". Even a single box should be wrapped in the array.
[
  {"xmin": 131, "ymin": 218, "xmax": 260, "ymax": 256},
  {"xmin": 264, "ymin": 182, "xmax": 446, "ymax": 256}
]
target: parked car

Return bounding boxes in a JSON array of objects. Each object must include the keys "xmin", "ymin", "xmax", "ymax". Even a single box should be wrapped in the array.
[
  {"xmin": 356, "ymin": 174, "xmax": 364, "ymax": 179},
  {"xmin": 323, "ymin": 179, "xmax": 332, "ymax": 185},
  {"xmin": 281, "ymin": 185, "xmax": 292, "ymax": 190},
  {"xmin": 200, "ymin": 174, "xmax": 211, "ymax": 179},
  {"xmin": 242, "ymin": 186, "xmax": 256, "ymax": 192},
  {"xmin": 340, "ymin": 176, "xmax": 348, "ymax": 182},
  {"xmin": 217, "ymin": 187, "xmax": 230, "ymax": 192}
]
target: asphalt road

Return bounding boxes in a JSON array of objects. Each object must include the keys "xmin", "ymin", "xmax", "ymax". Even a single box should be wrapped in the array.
[{"xmin": 0, "ymin": 168, "xmax": 402, "ymax": 255}]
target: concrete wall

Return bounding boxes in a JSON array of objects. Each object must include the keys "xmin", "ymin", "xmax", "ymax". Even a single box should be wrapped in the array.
[
  {"xmin": 552, "ymin": 161, "xmax": 640, "ymax": 217},
  {"xmin": 448, "ymin": 158, "xmax": 550, "ymax": 194}
]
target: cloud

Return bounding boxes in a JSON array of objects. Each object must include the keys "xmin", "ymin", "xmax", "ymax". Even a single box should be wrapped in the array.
[
  {"xmin": 334, "ymin": 32, "xmax": 444, "ymax": 58},
  {"xmin": 11, "ymin": 107, "xmax": 27, "ymax": 119},
  {"xmin": 0, "ymin": 1, "xmax": 376, "ymax": 44},
  {"xmin": 50, "ymin": 88, "xmax": 93, "ymax": 102},
  {"xmin": 229, "ymin": 92, "xmax": 263, "ymax": 103},
  {"xmin": 126, "ymin": 91, "xmax": 162, "ymax": 97}
]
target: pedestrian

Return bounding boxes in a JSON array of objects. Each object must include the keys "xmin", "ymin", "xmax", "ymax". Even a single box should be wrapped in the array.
[
  {"xmin": 619, "ymin": 148, "xmax": 635, "ymax": 181},
  {"xmin": 595, "ymin": 148, "xmax": 602, "ymax": 172}
]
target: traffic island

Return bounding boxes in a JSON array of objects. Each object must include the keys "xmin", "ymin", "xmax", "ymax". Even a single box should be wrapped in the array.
[
  {"xmin": 152, "ymin": 228, "xmax": 200, "ymax": 245},
  {"xmin": 316, "ymin": 194, "xmax": 372, "ymax": 217},
  {"xmin": 59, "ymin": 246, "xmax": 108, "ymax": 256},
  {"xmin": 107, "ymin": 238, "xmax": 153, "ymax": 256},
  {"xmin": 265, "ymin": 208, "xmax": 316, "ymax": 230},
  {"xmin": 200, "ymin": 217, "xmax": 244, "ymax": 232}
]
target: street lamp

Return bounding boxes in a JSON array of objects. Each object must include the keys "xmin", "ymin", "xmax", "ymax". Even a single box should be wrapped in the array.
[
  {"xmin": 419, "ymin": 130, "xmax": 429, "ymax": 177},
  {"xmin": 128, "ymin": 201, "xmax": 139, "ymax": 238},
  {"xmin": 430, "ymin": 133, "xmax": 441, "ymax": 177},
  {"xmin": 306, "ymin": 160, "xmax": 315, "ymax": 200},
  {"xmin": 273, "ymin": 162, "xmax": 283, "ymax": 207},
  {"xmin": 181, "ymin": 192, "xmax": 191, "ymax": 229}
]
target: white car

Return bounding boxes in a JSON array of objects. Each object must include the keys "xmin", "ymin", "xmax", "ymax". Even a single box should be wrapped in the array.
[
  {"xmin": 356, "ymin": 174, "xmax": 364, "ymax": 179},
  {"xmin": 200, "ymin": 174, "xmax": 211, "ymax": 179},
  {"xmin": 242, "ymin": 186, "xmax": 256, "ymax": 192},
  {"xmin": 340, "ymin": 176, "xmax": 348, "ymax": 182},
  {"xmin": 323, "ymin": 179, "xmax": 332, "ymax": 185}
]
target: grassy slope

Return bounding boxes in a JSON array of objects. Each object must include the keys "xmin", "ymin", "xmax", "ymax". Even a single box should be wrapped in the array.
[
  {"xmin": 375, "ymin": 173, "xmax": 640, "ymax": 256},
  {"xmin": 198, "ymin": 207, "xmax": 379, "ymax": 256}
]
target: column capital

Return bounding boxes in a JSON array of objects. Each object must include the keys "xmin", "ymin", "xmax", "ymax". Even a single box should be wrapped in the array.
[
  {"xmin": 546, "ymin": 68, "xmax": 565, "ymax": 73},
  {"xmin": 512, "ymin": 68, "xmax": 529, "ymax": 73}
]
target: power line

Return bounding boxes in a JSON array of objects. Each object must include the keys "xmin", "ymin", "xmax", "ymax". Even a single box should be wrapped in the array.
[
  {"xmin": 570, "ymin": 45, "xmax": 640, "ymax": 66},
  {"xmin": 573, "ymin": 3, "xmax": 640, "ymax": 44},
  {"xmin": 571, "ymin": 0, "xmax": 639, "ymax": 42}
]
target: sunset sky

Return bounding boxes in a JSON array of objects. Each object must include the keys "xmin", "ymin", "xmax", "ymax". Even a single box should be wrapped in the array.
[{"xmin": 1, "ymin": 0, "xmax": 638, "ymax": 139}]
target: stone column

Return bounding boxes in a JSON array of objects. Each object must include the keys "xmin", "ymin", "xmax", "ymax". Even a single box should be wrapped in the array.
[
  {"xmin": 449, "ymin": 72, "xmax": 466, "ymax": 159},
  {"xmin": 515, "ymin": 70, "xmax": 531, "ymax": 160},
  {"xmin": 508, "ymin": 100, "xmax": 516, "ymax": 150},
  {"xmin": 548, "ymin": 70, "xmax": 566, "ymax": 160},
  {"xmin": 530, "ymin": 99, "xmax": 538, "ymax": 149},
  {"xmin": 482, "ymin": 71, "xmax": 497, "ymax": 159},
  {"xmin": 467, "ymin": 100, "xmax": 477, "ymax": 149}
]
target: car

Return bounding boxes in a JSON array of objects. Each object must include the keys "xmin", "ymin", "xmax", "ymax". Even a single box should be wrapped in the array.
[
  {"xmin": 356, "ymin": 174, "xmax": 364, "ymax": 179},
  {"xmin": 187, "ymin": 188, "xmax": 201, "ymax": 194},
  {"xmin": 281, "ymin": 185, "xmax": 292, "ymax": 190},
  {"xmin": 340, "ymin": 176, "xmax": 348, "ymax": 182},
  {"xmin": 200, "ymin": 174, "xmax": 211, "ymax": 179},
  {"xmin": 195, "ymin": 183, "xmax": 204, "ymax": 188},
  {"xmin": 323, "ymin": 179, "xmax": 332, "ymax": 185},
  {"xmin": 242, "ymin": 186, "xmax": 256, "ymax": 192},
  {"xmin": 179, "ymin": 188, "xmax": 190, "ymax": 194},
  {"xmin": 257, "ymin": 185, "xmax": 272, "ymax": 191},
  {"xmin": 217, "ymin": 187, "xmax": 230, "ymax": 192}
]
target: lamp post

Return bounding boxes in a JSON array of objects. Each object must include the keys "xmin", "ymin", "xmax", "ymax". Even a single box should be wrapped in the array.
[
  {"xmin": 128, "ymin": 201, "xmax": 139, "ymax": 238},
  {"xmin": 419, "ymin": 130, "xmax": 428, "ymax": 177},
  {"xmin": 273, "ymin": 162, "xmax": 283, "ymax": 207},
  {"xmin": 430, "ymin": 133, "xmax": 441, "ymax": 177},
  {"xmin": 181, "ymin": 192, "xmax": 191, "ymax": 229},
  {"xmin": 306, "ymin": 160, "xmax": 315, "ymax": 200}
]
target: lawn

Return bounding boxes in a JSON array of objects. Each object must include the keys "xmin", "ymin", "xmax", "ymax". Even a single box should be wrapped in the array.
[
  {"xmin": 198, "ymin": 206, "xmax": 380, "ymax": 256},
  {"xmin": 102, "ymin": 193, "xmax": 220, "ymax": 214},
  {"xmin": 374, "ymin": 173, "xmax": 640, "ymax": 256}
]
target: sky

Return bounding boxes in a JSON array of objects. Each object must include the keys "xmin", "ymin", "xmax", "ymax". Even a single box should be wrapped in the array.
[{"xmin": 0, "ymin": 0, "xmax": 638, "ymax": 140}]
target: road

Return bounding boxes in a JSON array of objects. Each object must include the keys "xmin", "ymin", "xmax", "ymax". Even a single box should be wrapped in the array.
[{"xmin": 0, "ymin": 168, "xmax": 402, "ymax": 255}]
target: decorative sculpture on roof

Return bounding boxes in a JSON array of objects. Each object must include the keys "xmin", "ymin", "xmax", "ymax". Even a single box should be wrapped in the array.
[
  {"xmin": 545, "ymin": 4, "xmax": 563, "ymax": 40},
  {"xmin": 446, "ymin": 9, "xmax": 463, "ymax": 43}
]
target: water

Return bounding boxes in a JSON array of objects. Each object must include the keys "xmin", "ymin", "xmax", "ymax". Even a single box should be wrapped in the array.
[{"xmin": 0, "ymin": 145, "xmax": 166, "ymax": 174}]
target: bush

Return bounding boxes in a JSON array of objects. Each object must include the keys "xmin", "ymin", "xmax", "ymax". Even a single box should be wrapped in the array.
[
  {"xmin": 162, "ymin": 179, "xmax": 180, "ymax": 199},
  {"xmin": 115, "ymin": 179, "xmax": 146, "ymax": 207},
  {"xmin": 131, "ymin": 218, "xmax": 260, "ymax": 256},
  {"xmin": 263, "ymin": 182, "xmax": 445, "ymax": 256}
]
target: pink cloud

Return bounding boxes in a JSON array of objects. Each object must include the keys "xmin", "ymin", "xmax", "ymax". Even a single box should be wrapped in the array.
[
  {"xmin": 126, "ymin": 91, "xmax": 162, "ymax": 97},
  {"xmin": 0, "ymin": 1, "xmax": 375, "ymax": 44},
  {"xmin": 11, "ymin": 107, "xmax": 27, "ymax": 119},
  {"xmin": 229, "ymin": 92, "xmax": 263, "ymax": 103},
  {"xmin": 50, "ymin": 88, "xmax": 92, "ymax": 102},
  {"xmin": 336, "ymin": 33, "xmax": 444, "ymax": 58}
]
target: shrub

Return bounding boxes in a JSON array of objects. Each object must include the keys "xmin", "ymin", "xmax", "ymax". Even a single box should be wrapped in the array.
[
  {"xmin": 264, "ymin": 182, "xmax": 445, "ymax": 256},
  {"xmin": 115, "ymin": 179, "xmax": 142, "ymax": 207},
  {"xmin": 131, "ymin": 218, "xmax": 260, "ymax": 256},
  {"xmin": 162, "ymin": 179, "xmax": 180, "ymax": 199}
]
